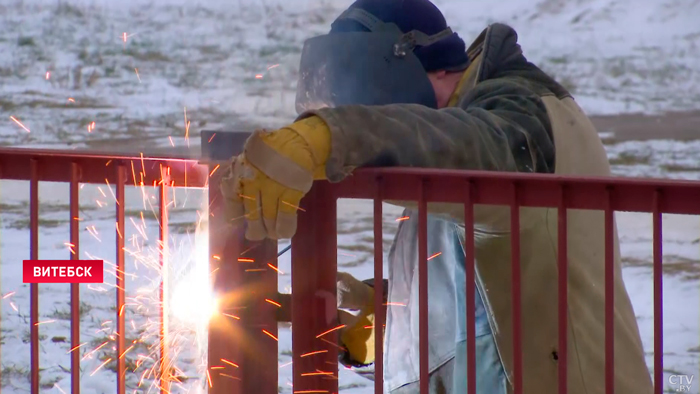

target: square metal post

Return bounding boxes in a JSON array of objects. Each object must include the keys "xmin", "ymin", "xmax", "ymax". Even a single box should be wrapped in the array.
[
  {"xmin": 204, "ymin": 131, "xmax": 279, "ymax": 394},
  {"xmin": 291, "ymin": 182, "xmax": 339, "ymax": 393}
]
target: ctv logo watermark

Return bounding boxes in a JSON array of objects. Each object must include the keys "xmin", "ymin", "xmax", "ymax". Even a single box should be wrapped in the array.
[
  {"xmin": 23, "ymin": 260, "xmax": 104, "ymax": 283},
  {"xmin": 669, "ymin": 374, "xmax": 695, "ymax": 393}
]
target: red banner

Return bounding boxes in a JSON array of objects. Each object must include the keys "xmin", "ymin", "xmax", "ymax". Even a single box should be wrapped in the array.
[{"xmin": 23, "ymin": 260, "xmax": 104, "ymax": 284}]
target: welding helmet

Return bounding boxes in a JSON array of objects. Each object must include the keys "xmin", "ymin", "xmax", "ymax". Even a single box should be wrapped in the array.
[{"xmin": 295, "ymin": 7, "xmax": 458, "ymax": 113}]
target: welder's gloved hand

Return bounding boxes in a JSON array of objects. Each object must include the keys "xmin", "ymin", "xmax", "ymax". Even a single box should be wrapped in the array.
[
  {"xmin": 337, "ymin": 272, "xmax": 376, "ymax": 366},
  {"xmin": 220, "ymin": 116, "xmax": 331, "ymax": 240}
]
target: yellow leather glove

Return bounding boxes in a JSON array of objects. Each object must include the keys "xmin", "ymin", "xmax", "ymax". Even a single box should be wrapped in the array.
[
  {"xmin": 337, "ymin": 272, "xmax": 377, "ymax": 365},
  {"xmin": 220, "ymin": 116, "xmax": 331, "ymax": 240}
]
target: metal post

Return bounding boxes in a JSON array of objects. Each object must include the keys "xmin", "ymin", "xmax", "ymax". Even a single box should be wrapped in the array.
[
  {"xmin": 291, "ymin": 182, "xmax": 338, "ymax": 393},
  {"xmin": 116, "ymin": 165, "xmax": 127, "ymax": 394},
  {"xmin": 70, "ymin": 163, "xmax": 81, "ymax": 394},
  {"xmin": 207, "ymin": 169, "xmax": 279, "ymax": 394}
]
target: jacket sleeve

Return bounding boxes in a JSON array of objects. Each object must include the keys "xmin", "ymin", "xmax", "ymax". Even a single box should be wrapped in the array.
[{"xmin": 300, "ymin": 77, "xmax": 555, "ymax": 183}]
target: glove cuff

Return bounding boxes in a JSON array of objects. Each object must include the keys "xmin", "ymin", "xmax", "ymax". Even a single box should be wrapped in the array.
[
  {"xmin": 288, "ymin": 116, "xmax": 331, "ymax": 179},
  {"xmin": 243, "ymin": 130, "xmax": 314, "ymax": 193}
]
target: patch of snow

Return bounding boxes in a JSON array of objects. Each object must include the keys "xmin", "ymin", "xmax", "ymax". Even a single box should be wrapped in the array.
[{"xmin": 1, "ymin": 0, "xmax": 699, "ymax": 150}]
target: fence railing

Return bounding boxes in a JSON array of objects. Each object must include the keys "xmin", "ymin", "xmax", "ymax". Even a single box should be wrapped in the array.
[
  {"xmin": 2, "ymin": 143, "xmax": 700, "ymax": 394},
  {"xmin": 289, "ymin": 167, "xmax": 700, "ymax": 394},
  {"xmin": 0, "ymin": 148, "xmax": 208, "ymax": 394}
]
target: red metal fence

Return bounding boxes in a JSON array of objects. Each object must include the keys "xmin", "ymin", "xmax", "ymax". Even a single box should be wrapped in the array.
[
  {"xmin": 293, "ymin": 168, "xmax": 700, "ymax": 394},
  {"xmin": 1, "ymin": 147, "xmax": 700, "ymax": 394},
  {"xmin": 0, "ymin": 148, "xmax": 207, "ymax": 394}
]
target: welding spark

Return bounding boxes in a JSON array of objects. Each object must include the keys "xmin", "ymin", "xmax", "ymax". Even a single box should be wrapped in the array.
[
  {"xmin": 238, "ymin": 193, "xmax": 256, "ymax": 201},
  {"xmin": 262, "ymin": 329, "xmax": 278, "ymax": 341},
  {"xmin": 221, "ymin": 359, "xmax": 239, "ymax": 368},
  {"xmin": 255, "ymin": 74, "xmax": 264, "ymax": 79},
  {"xmin": 120, "ymin": 344, "xmax": 136, "ymax": 359},
  {"xmin": 183, "ymin": 107, "xmax": 190, "ymax": 147},
  {"xmin": 301, "ymin": 371, "xmax": 334, "ymax": 376},
  {"xmin": 91, "ymin": 358, "xmax": 112, "ymax": 376},
  {"xmin": 281, "ymin": 200, "xmax": 306, "ymax": 212},
  {"xmin": 265, "ymin": 299, "xmax": 281, "ymax": 307},
  {"xmin": 300, "ymin": 350, "xmax": 328, "ymax": 358},
  {"xmin": 315, "ymin": 325, "xmax": 345, "ymax": 338},
  {"xmin": 396, "ymin": 216, "xmax": 410, "ymax": 221},
  {"xmin": 2, "ymin": 291, "xmax": 15, "ymax": 299},
  {"xmin": 67, "ymin": 342, "xmax": 89, "ymax": 354},
  {"xmin": 134, "ymin": 68, "xmax": 142, "ymax": 83},
  {"xmin": 83, "ymin": 341, "xmax": 109, "ymax": 362},
  {"xmin": 121, "ymin": 32, "xmax": 138, "ymax": 43},
  {"xmin": 267, "ymin": 263, "xmax": 284, "ymax": 275},
  {"xmin": 68, "ymin": 98, "xmax": 75, "ymax": 103},
  {"xmin": 428, "ymin": 252, "xmax": 442, "ymax": 261},
  {"xmin": 34, "ymin": 319, "xmax": 56, "ymax": 326},
  {"xmin": 9, "ymin": 116, "xmax": 30, "ymax": 132}
]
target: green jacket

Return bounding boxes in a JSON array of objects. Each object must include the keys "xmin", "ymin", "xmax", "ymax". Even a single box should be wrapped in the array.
[{"xmin": 302, "ymin": 23, "xmax": 652, "ymax": 394}]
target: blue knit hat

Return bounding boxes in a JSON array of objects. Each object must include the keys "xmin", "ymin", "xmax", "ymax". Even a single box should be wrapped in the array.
[{"xmin": 330, "ymin": 0, "xmax": 470, "ymax": 72}]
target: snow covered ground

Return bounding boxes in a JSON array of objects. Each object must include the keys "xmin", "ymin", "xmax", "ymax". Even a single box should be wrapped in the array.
[
  {"xmin": 0, "ymin": 0, "xmax": 699, "ymax": 149},
  {"xmin": 0, "ymin": 0, "xmax": 699, "ymax": 392}
]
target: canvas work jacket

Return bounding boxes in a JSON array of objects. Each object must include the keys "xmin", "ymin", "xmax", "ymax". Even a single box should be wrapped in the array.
[{"xmin": 303, "ymin": 23, "xmax": 653, "ymax": 394}]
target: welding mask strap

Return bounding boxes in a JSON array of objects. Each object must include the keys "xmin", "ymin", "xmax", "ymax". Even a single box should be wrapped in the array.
[{"xmin": 332, "ymin": 8, "xmax": 454, "ymax": 56}]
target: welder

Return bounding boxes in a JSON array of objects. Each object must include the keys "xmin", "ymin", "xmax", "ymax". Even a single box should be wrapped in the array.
[{"xmin": 220, "ymin": 0, "xmax": 653, "ymax": 392}]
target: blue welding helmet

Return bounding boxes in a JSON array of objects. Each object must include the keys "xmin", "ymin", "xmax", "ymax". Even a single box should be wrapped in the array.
[{"xmin": 295, "ymin": 8, "xmax": 454, "ymax": 113}]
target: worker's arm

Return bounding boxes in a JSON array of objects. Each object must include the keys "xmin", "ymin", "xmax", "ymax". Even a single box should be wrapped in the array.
[
  {"xmin": 219, "ymin": 76, "xmax": 556, "ymax": 240},
  {"xmin": 300, "ymin": 76, "xmax": 555, "ymax": 182}
]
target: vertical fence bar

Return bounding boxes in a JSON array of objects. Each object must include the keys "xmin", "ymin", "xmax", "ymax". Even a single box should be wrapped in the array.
[
  {"xmin": 557, "ymin": 185, "xmax": 568, "ymax": 394},
  {"xmin": 604, "ymin": 187, "xmax": 614, "ymax": 394},
  {"xmin": 159, "ymin": 167, "xmax": 170, "ymax": 394},
  {"xmin": 29, "ymin": 159, "xmax": 39, "ymax": 394},
  {"xmin": 510, "ymin": 182, "xmax": 522, "ymax": 394},
  {"xmin": 70, "ymin": 163, "xmax": 81, "ymax": 394},
  {"xmin": 292, "ymin": 183, "xmax": 338, "ymax": 394},
  {"xmin": 116, "ymin": 165, "xmax": 126, "ymax": 394},
  {"xmin": 373, "ymin": 177, "xmax": 384, "ymax": 394},
  {"xmin": 418, "ymin": 180, "xmax": 429, "ymax": 394},
  {"xmin": 464, "ymin": 181, "xmax": 476, "ymax": 394},
  {"xmin": 239, "ymin": 237, "xmax": 278, "ymax": 394},
  {"xmin": 652, "ymin": 190, "xmax": 663, "ymax": 394},
  {"xmin": 0, "ymin": 164, "xmax": 2, "ymax": 394},
  {"xmin": 208, "ymin": 169, "xmax": 243, "ymax": 394}
]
